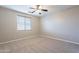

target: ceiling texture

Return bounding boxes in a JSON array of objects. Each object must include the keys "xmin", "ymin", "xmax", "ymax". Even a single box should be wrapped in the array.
[{"xmin": 1, "ymin": 5, "xmax": 76, "ymax": 17}]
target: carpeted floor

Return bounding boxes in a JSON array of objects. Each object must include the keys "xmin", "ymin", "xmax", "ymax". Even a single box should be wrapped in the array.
[{"xmin": 0, "ymin": 37, "xmax": 79, "ymax": 53}]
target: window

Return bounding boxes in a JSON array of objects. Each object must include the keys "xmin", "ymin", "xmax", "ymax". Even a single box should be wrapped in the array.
[{"xmin": 17, "ymin": 15, "xmax": 31, "ymax": 30}]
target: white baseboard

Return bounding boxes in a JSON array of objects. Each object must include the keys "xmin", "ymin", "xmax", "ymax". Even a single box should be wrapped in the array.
[
  {"xmin": 1, "ymin": 34, "xmax": 79, "ymax": 45},
  {"xmin": 0, "ymin": 35, "xmax": 38, "ymax": 45},
  {"xmin": 40, "ymin": 34, "xmax": 79, "ymax": 45}
]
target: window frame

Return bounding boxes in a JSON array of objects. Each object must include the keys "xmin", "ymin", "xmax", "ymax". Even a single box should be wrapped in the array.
[{"xmin": 17, "ymin": 15, "xmax": 32, "ymax": 31}]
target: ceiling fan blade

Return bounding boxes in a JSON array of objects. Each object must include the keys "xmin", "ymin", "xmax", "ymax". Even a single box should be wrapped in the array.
[
  {"xmin": 29, "ymin": 11, "xmax": 36, "ymax": 13},
  {"xmin": 41, "ymin": 9, "xmax": 48, "ymax": 12},
  {"xmin": 32, "ymin": 11, "xmax": 36, "ymax": 13}
]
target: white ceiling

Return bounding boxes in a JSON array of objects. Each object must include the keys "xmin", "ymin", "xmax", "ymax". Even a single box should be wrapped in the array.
[{"xmin": 1, "ymin": 5, "xmax": 76, "ymax": 17}]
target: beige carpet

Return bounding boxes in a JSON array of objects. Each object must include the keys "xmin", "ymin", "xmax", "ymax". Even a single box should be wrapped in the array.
[{"xmin": 0, "ymin": 37, "xmax": 79, "ymax": 53}]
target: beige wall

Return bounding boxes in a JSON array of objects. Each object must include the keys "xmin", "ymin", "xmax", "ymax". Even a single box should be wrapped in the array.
[
  {"xmin": 41, "ymin": 6, "xmax": 79, "ymax": 43},
  {"xmin": 0, "ymin": 7, "xmax": 40, "ymax": 43}
]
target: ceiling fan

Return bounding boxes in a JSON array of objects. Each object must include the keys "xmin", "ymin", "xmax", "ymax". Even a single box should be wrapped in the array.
[{"xmin": 29, "ymin": 5, "xmax": 48, "ymax": 14}]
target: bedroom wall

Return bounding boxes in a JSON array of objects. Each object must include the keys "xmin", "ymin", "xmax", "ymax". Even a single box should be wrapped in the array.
[
  {"xmin": 0, "ymin": 7, "xmax": 40, "ymax": 43},
  {"xmin": 41, "ymin": 6, "xmax": 79, "ymax": 43}
]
